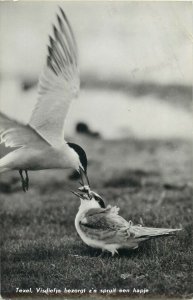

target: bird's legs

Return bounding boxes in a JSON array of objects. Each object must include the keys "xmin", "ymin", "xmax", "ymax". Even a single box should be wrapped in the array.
[
  {"xmin": 25, "ymin": 170, "xmax": 29, "ymax": 191},
  {"xmin": 97, "ymin": 249, "xmax": 107, "ymax": 258},
  {"xmin": 97, "ymin": 249, "xmax": 119, "ymax": 257},
  {"xmin": 19, "ymin": 170, "xmax": 26, "ymax": 192},
  {"xmin": 19, "ymin": 170, "xmax": 29, "ymax": 192}
]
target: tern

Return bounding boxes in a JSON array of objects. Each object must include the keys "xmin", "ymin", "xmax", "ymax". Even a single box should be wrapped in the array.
[
  {"xmin": 74, "ymin": 188, "xmax": 181, "ymax": 256},
  {"xmin": 0, "ymin": 8, "xmax": 90, "ymax": 191}
]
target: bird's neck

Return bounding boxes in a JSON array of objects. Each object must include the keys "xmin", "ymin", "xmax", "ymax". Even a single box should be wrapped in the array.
[
  {"xmin": 60, "ymin": 143, "xmax": 80, "ymax": 170},
  {"xmin": 75, "ymin": 200, "xmax": 99, "ymax": 233},
  {"xmin": 78, "ymin": 199, "xmax": 100, "ymax": 215}
]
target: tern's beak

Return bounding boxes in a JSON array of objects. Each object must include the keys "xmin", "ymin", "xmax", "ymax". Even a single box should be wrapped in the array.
[
  {"xmin": 79, "ymin": 167, "xmax": 90, "ymax": 187},
  {"xmin": 71, "ymin": 190, "xmax": 91, "ymax": 206}
]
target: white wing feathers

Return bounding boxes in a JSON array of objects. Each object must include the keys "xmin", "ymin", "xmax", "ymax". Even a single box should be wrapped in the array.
[
  {"xmin": 29, "ymin": 8, "xmax": 80, "ymax": 147},
  {"xmin": 0, "ymin": 113, "xmax": 48, "ymax": 148}
]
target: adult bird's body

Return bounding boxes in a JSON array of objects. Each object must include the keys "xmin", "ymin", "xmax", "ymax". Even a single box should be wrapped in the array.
[
  {"xmin": 0, "ymin": 8, "xmax": 89, "ymax": 191},
  {"xmin": 74, "ymin": 189, "xmax": 181, "ymax": 256}
]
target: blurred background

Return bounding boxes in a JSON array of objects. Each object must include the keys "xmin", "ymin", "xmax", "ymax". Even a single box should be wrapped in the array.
[
  {"xmin": 0, "ymin": 1, "xmax": 192, "ymax": 140},
  {"xmin": 0, "ymin": 1, "xmax": 192, "ymax": 191},
  {"xmin": 1, "ymin": 2, "xmax": 193, "ymax": 296}
]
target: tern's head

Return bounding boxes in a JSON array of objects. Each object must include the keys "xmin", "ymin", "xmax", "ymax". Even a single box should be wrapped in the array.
[
  {"xmin": 91, "ymin": 192, "xmax": 106, "ymax": 208},
  {"xmin": 73, "ymin": 189, "xmax": 106, "ymax": 210},
  {"xmin": 67, "ymin": 142, "xmax": 89, "ymax": 185}
]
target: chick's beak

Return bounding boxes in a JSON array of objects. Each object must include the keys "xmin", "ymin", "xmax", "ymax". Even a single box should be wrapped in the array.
[
  {"xmin": 71, "ymin": 190, "xmax": 91, "ymax": 203},
  {"xmin": 70, "ymin": 190, "xmax": 83, "ymax": 198}
]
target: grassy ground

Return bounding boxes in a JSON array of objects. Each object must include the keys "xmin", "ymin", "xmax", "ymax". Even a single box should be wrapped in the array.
[{"xmin": 0, "ymin": 137, "xmax": 192, "ymax": 299}]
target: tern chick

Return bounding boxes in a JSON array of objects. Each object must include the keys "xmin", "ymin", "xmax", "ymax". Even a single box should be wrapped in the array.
[{"xmin": 74, "ymin": 189, "xmax": 182, "ymax": 256}]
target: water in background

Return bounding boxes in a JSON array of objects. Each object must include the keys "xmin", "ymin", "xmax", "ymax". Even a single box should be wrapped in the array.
[{"xmin": 0, "ymin": 2, "xmax": 192, "ymax": 140}]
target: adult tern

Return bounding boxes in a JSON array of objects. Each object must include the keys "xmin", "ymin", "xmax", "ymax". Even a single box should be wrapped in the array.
[
  {"xmin": 74, "ymin": 189, "xmax": 181, "ymax": 256},
  {"xmin": 0, "ymin": 8, "xmax": 89, "ymax": 191}
]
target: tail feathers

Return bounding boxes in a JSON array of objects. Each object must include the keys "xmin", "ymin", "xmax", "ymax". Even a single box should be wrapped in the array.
[{"xmin": 131, "ymin": 226, "xmax": 182, "ymax": 240}]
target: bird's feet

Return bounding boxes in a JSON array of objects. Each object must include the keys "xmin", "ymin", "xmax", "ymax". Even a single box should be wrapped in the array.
[
  {"xmin": 104, "ymin": 246, "xmax": 119, "ymax": 257},
  {"xmin": 25, "ymin": 170, "xmax": 29, "ymax": 191},
  {"xmin": 111, "ymin": 249, "xmax": 119, "ymax": 257}
]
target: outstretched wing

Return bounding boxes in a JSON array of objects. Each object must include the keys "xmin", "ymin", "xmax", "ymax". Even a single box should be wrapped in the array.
[
  {"xmin": 29, "ymin": 8, "xmax": 80, "ymax": 147},
  {"xmin": 80, "ymin": 207, "xmax": 131, "ymax": 244},
  {"xmin": 0, "ymin": 112, "xmax": 48, "ymax": 148}
]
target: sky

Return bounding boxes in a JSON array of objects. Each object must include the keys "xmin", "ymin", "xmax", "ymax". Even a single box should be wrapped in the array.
[
  {"xmin": 0, "ymin": 1, "xmax": 192, "ymax": 84},
  {"xmin": 0, "ymin": 1, "xmax": 192, "ymax": 140}
]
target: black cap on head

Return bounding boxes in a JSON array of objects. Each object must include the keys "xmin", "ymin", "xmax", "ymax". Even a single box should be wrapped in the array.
[
  {"xmin": 67, "ymin": 142, "xmax": 88, "ymax": 173},
  {"xmin": 93, "ymin": 194, "xmax": 106, "ymax": 208}
]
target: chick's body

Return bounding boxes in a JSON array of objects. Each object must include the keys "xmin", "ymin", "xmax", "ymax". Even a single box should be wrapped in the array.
[{"xmin": 75, "ymin": 193, "xmax": 181, "ymax": 255}]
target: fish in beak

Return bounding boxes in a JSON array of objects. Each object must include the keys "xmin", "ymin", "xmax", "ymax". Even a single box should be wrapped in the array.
[
  {"xmin": 72, "ymin": 185, "xmax": 106, "ymax": 208},
  {"xmin": 79, "ymin": 167, "xmax": 90, "ymax": 187}
]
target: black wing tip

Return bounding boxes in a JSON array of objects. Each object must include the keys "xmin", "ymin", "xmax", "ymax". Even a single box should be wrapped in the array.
[
  {"xmin": 53, "ymin": 25, "xmax": 59, "ymax": 40},
  {"xmin": 46, "ymin": 6, "xmax": 78, "ymax": 73},
  {"xmin": 57, "ymin": 14, "xmax": 62, "ymax": 24},
  {"xmin": 49, "ymin": 35, "xmax": 55, "ymax": 46},
  {"xmin": 47, "ymin": 45, "xmax": 53, "ymax": 56},
  {"xmin": 47, "ymin": 55, "xmax": 51, "ymax": 65},
  {"xmin": 53, "ymin": 24, "xmax": 57, "ymax": 32},
  {"xmin": 59, "ymin": 6, "xmax": 66, "ymax": 20},
  {"xmin": 47, "ymin": 56, "xmax": 58, "ymax": 75}
]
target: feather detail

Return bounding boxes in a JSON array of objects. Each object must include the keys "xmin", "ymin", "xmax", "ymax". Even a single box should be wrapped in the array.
[
  {"xmin": 75, "ymin": 198, "xmax": 182, "ymax": 254},
  {"xmin": 29, "ymin": 8, "xmax": 80, "ymax": 147},
  {"xmin": 0, "ymin": 113, "xmax": 48, "ymax": 148}
]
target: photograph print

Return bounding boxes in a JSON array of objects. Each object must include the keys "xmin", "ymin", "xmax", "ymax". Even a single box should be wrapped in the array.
[{"xmin": 0, "ymin": 1, "xmax": 192, "ymax": 299}]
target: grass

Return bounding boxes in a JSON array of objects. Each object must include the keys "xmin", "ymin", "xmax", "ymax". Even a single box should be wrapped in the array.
[{"xmin": 0, "ymin": 138, "xmax": 192, "ymax": 299}]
